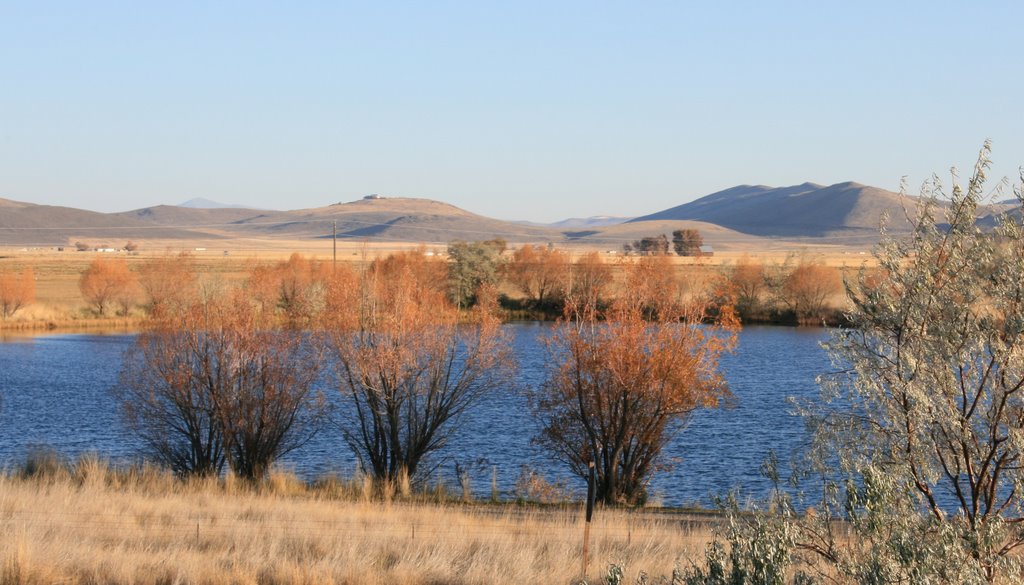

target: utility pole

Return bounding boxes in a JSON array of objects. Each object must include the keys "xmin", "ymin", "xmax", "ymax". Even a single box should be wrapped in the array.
[{"xmin": 332, "ymin": 220, "xmax": 337, "ymax": 270}]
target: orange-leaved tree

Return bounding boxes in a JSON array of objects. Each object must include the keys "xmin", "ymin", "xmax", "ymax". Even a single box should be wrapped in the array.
[
  {"xmin": 778, "ymin": 259, "xmax": 842, "ymax": 324},
  {"xmin": 324, "ymin": 249, "xmax": 513, "ymax": 484},
  {"xmin": 505, "ymin": 244, "xmax": 569, "ymax": 308},
  {"xmin": 568, "ymin": 251, "xmax": 614, "ymax": 310},
  {"xmin": 117, "ymin": 284, "xmax": 327, "ymax": 480},
  {"xmin": 138, "ymin": 252, "xmax": 198, "ymax": 318},
  {"xmin": 532, "ymin": 255, "xmax": 737, "ymax": 505},
  {"xmin": 0, "ymin": 266, "xmax": 35, "ymax": 320},
  {"xmin": 728, "ymin": 255, "xmax": 768, "ymax": 319},
  {"xmin": 79, "ymin": 257, "xmax": 139, "ymax": 316},
  {"xmin": 247, "ymin": 253, "xmax": 328, "ymax": 328}
]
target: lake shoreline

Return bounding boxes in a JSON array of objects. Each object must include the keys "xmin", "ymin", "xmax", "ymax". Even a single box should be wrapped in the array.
[
  {"xmin": 0, "ymin": 317, "xmax": 143, "ymax": 337},
  {"xmin": 0, "ymin": 315, "xmax": 835, "ymax": 338}
]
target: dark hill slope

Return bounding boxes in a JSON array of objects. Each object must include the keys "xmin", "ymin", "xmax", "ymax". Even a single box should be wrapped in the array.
[{"xmin": 630, "ymin": 182, "xmax": 916, "ymax": 238}]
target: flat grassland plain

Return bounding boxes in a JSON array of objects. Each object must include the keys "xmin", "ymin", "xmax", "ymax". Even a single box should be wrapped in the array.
[{"xmin": 0, "ymin": 238, "xmax": 860, "ymax": 584}]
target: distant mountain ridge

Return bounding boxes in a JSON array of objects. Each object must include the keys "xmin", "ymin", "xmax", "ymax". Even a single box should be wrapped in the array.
[
  {"xmin": 178, "ymin": 197, "xmax": 254, "ymax": 209},
  {"xmin": 516, "ymin": 216, "xmax": 632, "ymax": 229},
  {"xmin": 547, "ymin": 216, "xmax": 631, "ymax": 229}
]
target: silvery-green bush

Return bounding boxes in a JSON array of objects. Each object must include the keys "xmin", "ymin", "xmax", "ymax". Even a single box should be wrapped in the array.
[
  {"xmin": 668, "ymin": 144, "xmax": 1024, "ymax": 584},
  {"xmin": 808, "ymin": 142, "xmax": 1024, "ymax": 583}
]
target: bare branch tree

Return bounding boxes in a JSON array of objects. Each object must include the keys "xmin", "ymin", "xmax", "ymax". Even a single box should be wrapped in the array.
[
  {"xmin": 118, "ymin": 286, "xmax": 326, "ymax": 481},
  {"xmin": 325, "ymin": 250, "xmax": 513, "ymax": 484},
  {"xmin": 532, "ymin": 256, "xmax": 737, "ymax": 505}
]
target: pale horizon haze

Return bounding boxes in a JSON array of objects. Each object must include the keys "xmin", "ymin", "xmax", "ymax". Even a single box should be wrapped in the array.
[{"xmin": 2, "ymin": 1, "xmax": 1022, "ymax": 223}]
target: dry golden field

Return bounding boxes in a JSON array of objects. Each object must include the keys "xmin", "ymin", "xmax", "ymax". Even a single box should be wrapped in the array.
[{"xmin": 0, "ymin": 458, "xmax": 714, "ymax": 585}]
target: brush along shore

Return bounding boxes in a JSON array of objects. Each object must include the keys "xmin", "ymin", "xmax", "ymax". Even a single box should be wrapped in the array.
[{"xmin": 0, "ymin": 246, "xmax": 859, "ymax": 331}]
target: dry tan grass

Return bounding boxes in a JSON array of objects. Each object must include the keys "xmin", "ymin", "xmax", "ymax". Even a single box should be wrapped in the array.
[{"xmin": 0, "ymin": 459, "xmax": 715, "ymax": 585}]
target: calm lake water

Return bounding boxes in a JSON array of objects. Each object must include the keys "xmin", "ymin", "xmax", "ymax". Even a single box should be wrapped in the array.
[{"xmin": 0, "ymin": 323, "xmax": 831, "ymax": 506}]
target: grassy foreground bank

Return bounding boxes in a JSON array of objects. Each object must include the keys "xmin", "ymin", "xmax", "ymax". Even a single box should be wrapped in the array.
[{"xmin": 0, "ymin": 457, "xmax": 712, "ymax": 585}]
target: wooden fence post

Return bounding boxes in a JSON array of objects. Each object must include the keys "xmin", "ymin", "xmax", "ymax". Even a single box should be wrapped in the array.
[{"xmin": 582, "ymin": 461, "xmax": 596, "ymax": 579}]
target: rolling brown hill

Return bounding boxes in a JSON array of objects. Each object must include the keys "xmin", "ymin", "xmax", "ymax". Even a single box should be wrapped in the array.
[
  {"xmin": 221, "ymin": 197, "xmax": 561, "ymax": 243},
  {"xmin": 627, "ymin": 182, "xmax": 918, "ymax": 239},
  {"xmin": 0, "ymin": 197, "xmax": 214, "ymax": 246},
  {"xmin": 0, "ymin": 196, "xmax": 561, "ymax": 246},
  {"xmin": 114, "ymin": 205, "xmax": 264, "ymax": 226}
]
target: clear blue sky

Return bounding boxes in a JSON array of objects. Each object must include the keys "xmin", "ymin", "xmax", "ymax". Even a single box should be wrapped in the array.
[{"xmin": 2, "ymin": 1, "xmax": 1021, "ymax": 222}]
